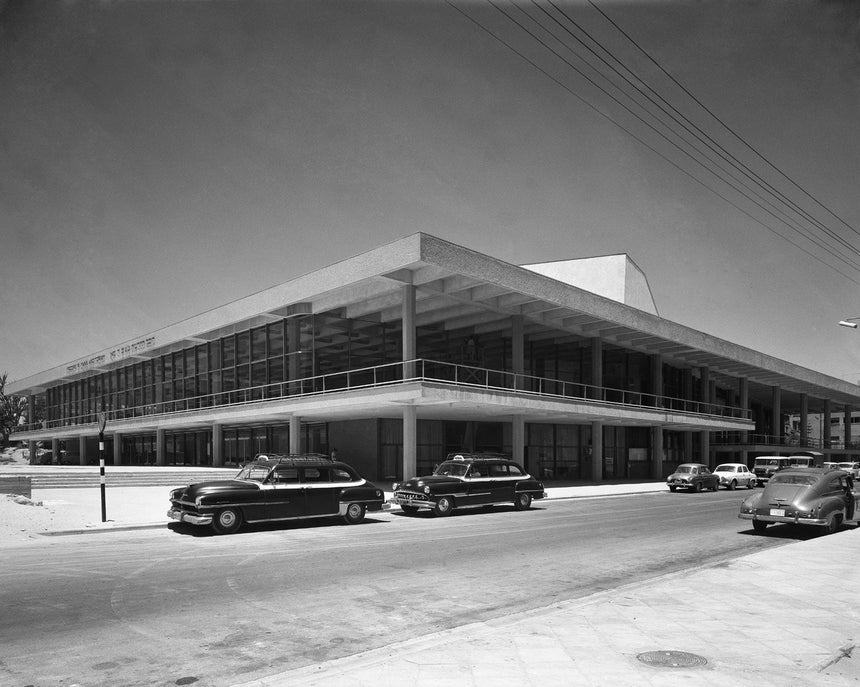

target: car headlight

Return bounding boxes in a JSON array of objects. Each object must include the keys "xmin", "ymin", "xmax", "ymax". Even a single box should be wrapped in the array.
[
  {"xmin": 393, "ymin": 482, "xmax": 400, "ymax": 491},
  {"xmin": 424, "ymin": 486, "xmax": 431, "ymax": 494}
]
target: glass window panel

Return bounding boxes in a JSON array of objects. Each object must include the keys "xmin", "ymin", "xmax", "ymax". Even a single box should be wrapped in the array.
[
  {"xmin": 268, "ymin": 358, "xmax": 284, "ymax": 384},
  {"xmin": 222, "ymin": 336, "xmax": 235, "ymax": 367},
  {"xmin": 252, "ymin": 327, "xmax": 267, "ymax": 361},
  {"xmin": 268, "ymin": 321, "xmax": 284, "ymax": 357},
  {"xmin": 236, "ymin": 364, "xmax": 249, "ymax": 389},
  {"xmin": 197, "ymin": 374, "xmax": 209, "ymax": 395},
  {"xmin": 251, "ymin": 361, "xmax": 267, "ymax": 387},
  {"xmin": 237, "ymin": 331, "xmax": 250, "ymax": 365},
  {"xmin": 197, "ymin": 345, "xmax": 208, "ymax": 373},
  {"xmin": 163, "ymin": 355, "xmax": 172, "ymax": 379},
  {"xmin": 185, "ymin": 349, "xmax": 196, "ymax": 378},
  {"xmin": 173, "ymin": 352, "xmax": 184, "ymax": 378},
  {"xmin": 222, "ymin": 368, "xmax": 235, "ymax": 392},
  {"xmin": 209, "ymin": 341, "xmax": 221, "ymax": 369}
]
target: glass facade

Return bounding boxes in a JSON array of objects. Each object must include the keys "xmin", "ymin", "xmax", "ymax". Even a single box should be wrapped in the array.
[{"xmin": 36, "ymin": 308, "xmax": 726, "ymax": 475}]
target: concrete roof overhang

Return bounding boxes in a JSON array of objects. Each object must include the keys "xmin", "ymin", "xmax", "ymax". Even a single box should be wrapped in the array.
[{"xmin": 10, "ymin": 233, "xmax": 860, "ymax": 413}]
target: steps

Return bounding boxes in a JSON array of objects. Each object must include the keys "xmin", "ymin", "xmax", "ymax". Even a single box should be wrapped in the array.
[{"xmin": 0, "ymin": 469, "xmax": 238, "ymax": 489}]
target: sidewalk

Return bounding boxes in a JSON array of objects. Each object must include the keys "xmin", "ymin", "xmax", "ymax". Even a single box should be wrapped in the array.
[{"xmin": 7, "ymin": 478, "xmax": 859, "ymax": 686}]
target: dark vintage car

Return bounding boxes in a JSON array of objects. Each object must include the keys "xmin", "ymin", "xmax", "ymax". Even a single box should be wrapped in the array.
[
  {"xmin": 739, "ymin": 467, "xmax": 860, "ymax": 534},
  {"xmin": 666, "ymin": 463, "xmax": 720, "ymax": 492},
  {"xmin": 389, "ymin": 453, "xmax": 546, "ymax": 516},
  {"xmin": 168, "ymin": 453, "xmax": 388, "ymax": 534}
]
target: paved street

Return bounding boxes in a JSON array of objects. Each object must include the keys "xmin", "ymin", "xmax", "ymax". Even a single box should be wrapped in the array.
[{"xmin": 0, "ymin": 489, "xmax": 796, "ymax": 687}]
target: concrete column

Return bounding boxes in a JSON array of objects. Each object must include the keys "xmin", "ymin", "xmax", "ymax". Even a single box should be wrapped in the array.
[
  {"xmin": 824, "ymin": 400, "xmax": 832, "ymax": 448},
  {"xmin": 28, "ymin": 440, "xmax": 37, "ymax": 464},
  {"xmin": 27, "ymin": 395, "xmax": 35, "ymax": 426},
  {"xmin": 651, "ymin": 426, "xmax": 664, "ymax": 479},
  {"xmin": 512, "ymin": 315, "xmax": 524, "ymax": 390},
  {"xmin": 701, "ymin": 430, "xmax": 711, "ymax": 469},
  {"xmin": 591, "ymin": 421, "xmax": 603, "ymax": 482},
  {"xmin": 403, "ymin": 405, "xmax": 417, "ymax": 480},
  {"xmin": 52, "ymin": 438, "xmax": 60, "ymax": 465},
  {"xmin": 113, "ymin": 433, "xmax": 122, "ymax": 465},
  {"xmin": 651, "ymin": 354, "xmax": 663, "ymax": 407},
  {"xmin": 402, "ymin": 284, "xmax": 416, "ymax": 380},
  {"xmin": 738, "ymin": 377, "xmax": 749, "ymax": 444},
  {"xmin": 845, "ymin": 406, "xmax": 853, "ymax": 447},
  {"xmin": 156, "ymin": 428, "xmax": 166, "ymax": 466},
  {"xmin": 772, "ymin": 386, "xmax": 782, "ymax": 444},
  {"xmin": 699, "ymin": 367, "xmax": 710, "ymax": 411},
  {"xmin": 288, "ymin": 318, "xmax": 301, "ymax": 392},
  {"xmin": 800, "ymin": 394, "xmax": 808, "ymax": 446},
  {"xmin": 590, "ymin": 338, "xmax": 603, "ymax": 400},
  {"xmin": 684, "ymin": 368, "xmax": 694, "ymax": 460},
  {"xmin": 290, "ymin": 415, "xmax": 301, "ymax": 453},
  {"xmin": 212, "ymin": 423, "xmax": 223, "ymax": 466},
  {"xmin": 79, "ymin": 436, "xmax": 87, "ymax": 466},
  {"xmin": 511, "ymin": 414, "xmax": 525, "ymax": 471}
]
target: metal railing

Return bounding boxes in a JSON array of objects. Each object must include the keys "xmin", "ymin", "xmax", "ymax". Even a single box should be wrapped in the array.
[
  {"xmin": 14, "ymin": 358, "xmax": 750, "ymax": 433},
  {"xmin": 713, "ymin": 432, "xmax": 860, "ymax": 451}
]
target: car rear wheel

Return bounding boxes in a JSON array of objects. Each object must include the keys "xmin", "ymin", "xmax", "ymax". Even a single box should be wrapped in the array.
[
  {"xmin": 728, "ymin": 480, "xmax": 736, "ymax": 491},
  {"xmin": 823, "ymin": 513, "xmax": 842, "ymax": 535},
  {"xmin": 212, "ymin": 508, "xmax": 243, "ymax": 535},
  {"xmin": 343, "ymin": 502, "xmax": 366, "ymax": 525},
  {"xmin": 514, "ymin": 492, "xmax": 532, "ymax": 510},
  {"xmin": 434, "ymin": 496, "xmax": 454, "ymax": 516},
  {"xmin": 711, "ymin": 481, "xmax": 719, "ymax": 491},
  {"xmin": 748, "ymin": 479, "xmax": 756, "ymax": 489},
  {"xmin": 752, "ymin": 519, "xmax": 768, "ymax": 532},
  {"xmin": 400, "ymin": 505, "xmax": 420, "ymax": 515}
]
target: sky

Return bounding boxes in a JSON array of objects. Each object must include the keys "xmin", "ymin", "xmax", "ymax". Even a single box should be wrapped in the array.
[{"xmin": 1, "ymin": 0, "xmax": 859, "ymax": 385}]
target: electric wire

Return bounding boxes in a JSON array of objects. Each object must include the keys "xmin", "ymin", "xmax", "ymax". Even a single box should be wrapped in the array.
[
  {"xmin": 538, "ymin": 0, "xmax": 860, "ymax": 263},
  {"xmin": 444, "ymin": 0, "xmax": 860, "ymax": 283},
  {"xmin": 588, "ymin": 0, "xmax": 860, "ymax": 243}
]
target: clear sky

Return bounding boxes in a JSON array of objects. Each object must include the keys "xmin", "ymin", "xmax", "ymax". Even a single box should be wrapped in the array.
[{"xmin": 2, "ymin": 0, "xmax": 859, "ymax": 385}]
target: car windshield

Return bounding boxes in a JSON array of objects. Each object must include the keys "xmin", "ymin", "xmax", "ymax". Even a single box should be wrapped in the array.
[
  {"xmin": 770, "ymin": 473, "xmax": 817, "ymax": 486},
  {"xmin": 755, "ymin": 459, "xmax": 781, "ymax": 467},
  {"xmin": 235, "ymin": 464, "xmax": 272, "ymax": 482},
  {"xmin": 838, "ymin": 463, "xmax": 855, "ymax": 470},
  {"xmin": 675, "ymin": 466, "xmax": 693, "ymax": 473},
  {"xmin": 434, "ymin": 461, "xmax": 469, "ymax": 477}
]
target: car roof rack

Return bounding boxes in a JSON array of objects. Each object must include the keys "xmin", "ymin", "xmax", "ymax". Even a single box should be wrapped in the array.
[
  {"xmin": 254, "ymin": 453, "xmax": 334, "ymax": 464},
  {"xmin": 446, "ymin": 452, "xmax": 511, "ymax": 462}
]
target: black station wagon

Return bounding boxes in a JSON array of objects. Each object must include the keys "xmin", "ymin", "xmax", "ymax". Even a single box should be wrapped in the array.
[
  {"xmin": 390, "ymin": 453, "xmax": 546, "ymax": 516},
  {"xmin": 168, "ymin": 454, "xmax": 388, "ymax": 534}
]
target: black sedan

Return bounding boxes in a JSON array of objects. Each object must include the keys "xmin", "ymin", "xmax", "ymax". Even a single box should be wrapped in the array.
[
  {"xmin": 168, "ymin": 454, "xmax": 388, "ymax": 534},
  {"xmin": 390, "ymin": 453, "xmax": 546, "ymax": 516}
]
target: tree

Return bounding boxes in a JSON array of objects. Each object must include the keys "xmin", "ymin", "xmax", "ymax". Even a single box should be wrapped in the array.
[{"xmin": 0, "ymin": 372, "xmax": 27, "ymax": 444}]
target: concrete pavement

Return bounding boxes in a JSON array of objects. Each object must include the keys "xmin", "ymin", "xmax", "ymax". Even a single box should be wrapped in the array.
[{"xmin": 9, "ymin": 474, "xmax": 860, "ymax": 686}]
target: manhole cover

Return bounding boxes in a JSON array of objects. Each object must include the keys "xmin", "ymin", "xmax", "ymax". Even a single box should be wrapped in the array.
[{"xmin": 637, "ymin": 650, "xmax": 708, "ymax": 668}]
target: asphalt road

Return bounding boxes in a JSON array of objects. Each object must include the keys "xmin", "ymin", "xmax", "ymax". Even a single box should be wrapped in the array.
[{"xmin": 1, "ymin": 489, "xmax": 810, "ymax": 687}]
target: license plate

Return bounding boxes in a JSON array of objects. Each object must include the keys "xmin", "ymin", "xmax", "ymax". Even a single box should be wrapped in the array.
[{"xmin": 769, "ymin": 508, "xmax": 785, "ymax": 517}]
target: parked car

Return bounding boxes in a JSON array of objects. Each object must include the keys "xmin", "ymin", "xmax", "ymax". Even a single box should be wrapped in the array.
[
  {"xmin": 168, "ymin": 453, "xmax": 389, "ymax": 534},
  {"xmin": 752, "ymin": 456, "xmax": 792, "ymax": 486},
  {"xmin": 739, "ymin": 467, "xmax": 860, "ymax": 534},
  {"xmin": 390, "ymin": 453, "xmax": 546, "ymax": 516},
  {"xmin": 713, "ymin": 463, "xmax": 757, "ymax": 490},
  {"xmin": 666, "ymin": 463, "xmax": 720, "ymax": 492},
  {"xmin": 837, "ymin": 462, "xmax": 860, "ymax": 479}
]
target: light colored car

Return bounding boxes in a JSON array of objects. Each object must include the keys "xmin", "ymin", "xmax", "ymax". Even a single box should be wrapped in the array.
[
  {"xmin": 714, "ymin": 463, "xmax": 756, "ymax": 490},
  {"xmin": 837, "ymin": 462, "xmax": 860, "ymax": 479},
  {"xmin": 740, "ymin": 467, "xmax": 860, "ymax": 534}
]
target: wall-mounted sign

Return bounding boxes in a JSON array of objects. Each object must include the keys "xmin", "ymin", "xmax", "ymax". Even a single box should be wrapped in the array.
[{"xmin": 66, "ymin": 336, "xmax": 157, "ymax": 374}]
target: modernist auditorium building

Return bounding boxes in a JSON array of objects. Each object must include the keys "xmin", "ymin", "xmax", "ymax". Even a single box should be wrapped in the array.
[{"xmin": 10, "ymin": 233, "xmax": 860, "ymax": 482}]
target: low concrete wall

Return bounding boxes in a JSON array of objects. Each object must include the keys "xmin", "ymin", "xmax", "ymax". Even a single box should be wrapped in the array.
[{"xmin": 0, "ymin": 476, "xmax": 32, "ymax": 498}]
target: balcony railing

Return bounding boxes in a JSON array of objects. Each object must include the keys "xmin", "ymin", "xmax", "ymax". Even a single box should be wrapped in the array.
[
  {"xmin": 14, "ymin": 358, "xmax": 750, "ymax": 433},
  {"xmin": 713, "ymin": 432, "xmax": 860, "ymax": 451}
]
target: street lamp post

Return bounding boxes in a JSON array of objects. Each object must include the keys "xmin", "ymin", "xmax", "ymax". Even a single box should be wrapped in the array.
[{"xmin": 98, "ymin": 411, "xmax": 107, "ymax": 522}]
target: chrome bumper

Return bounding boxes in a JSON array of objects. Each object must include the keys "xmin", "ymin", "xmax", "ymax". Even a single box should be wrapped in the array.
[
  {"xmin": 390, "ymin": 495, "xmax": 435, "ymax": 509},
  {"xmin": 168, "ymin": 508, "xmax": 212, "ymax": 526},
  {"xmin": 738, "ymin": 512, "xmax": 826, "ymax": 526}
]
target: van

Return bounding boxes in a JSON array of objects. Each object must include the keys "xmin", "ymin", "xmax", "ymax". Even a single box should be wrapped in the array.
[{"xmin": 752, "ymin": 456, "xmax": 791, "ymax": 485}]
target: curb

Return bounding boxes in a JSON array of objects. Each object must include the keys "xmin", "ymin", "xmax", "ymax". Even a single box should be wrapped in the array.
[{"xmin": 39, "ymin": 522, "xmax": 167, "ymax": 537}]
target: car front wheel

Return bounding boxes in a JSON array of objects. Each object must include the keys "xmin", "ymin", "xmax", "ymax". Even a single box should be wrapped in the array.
[
  {"xmin": 728, "ymin": 480, "xmax": 736, "ymax": 491},
  {"xmin": 514, "ymin": 492, "xmax": 532, "ymax": 510},
  {"xmin": 752, "ymin": 519, "xmax": 768, "ymax": 532},
  {"xmin": 748, "ymin": 479, "xmax": 756, "ymax": 489},
  {"xmin": 669, "ymin": 485, "xmax": 676, "ymax": 492},
  {"xmin": 695, "ymin": 481, "xmax": 703, "ymax": 493},
  {"xmin": 400, "ymin": 504, "xmax": 420, "ymax": 515},
  {"xmin": 343, "ymin": 503, "xmax": 366, "ymax": 525},
  {"xmin": 434, "ymin": 496, "xmax": 454, "ymax": 516},
  {"xmin": 212, "ymin": 508, "xmax": 243, "ymax": 535}
]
